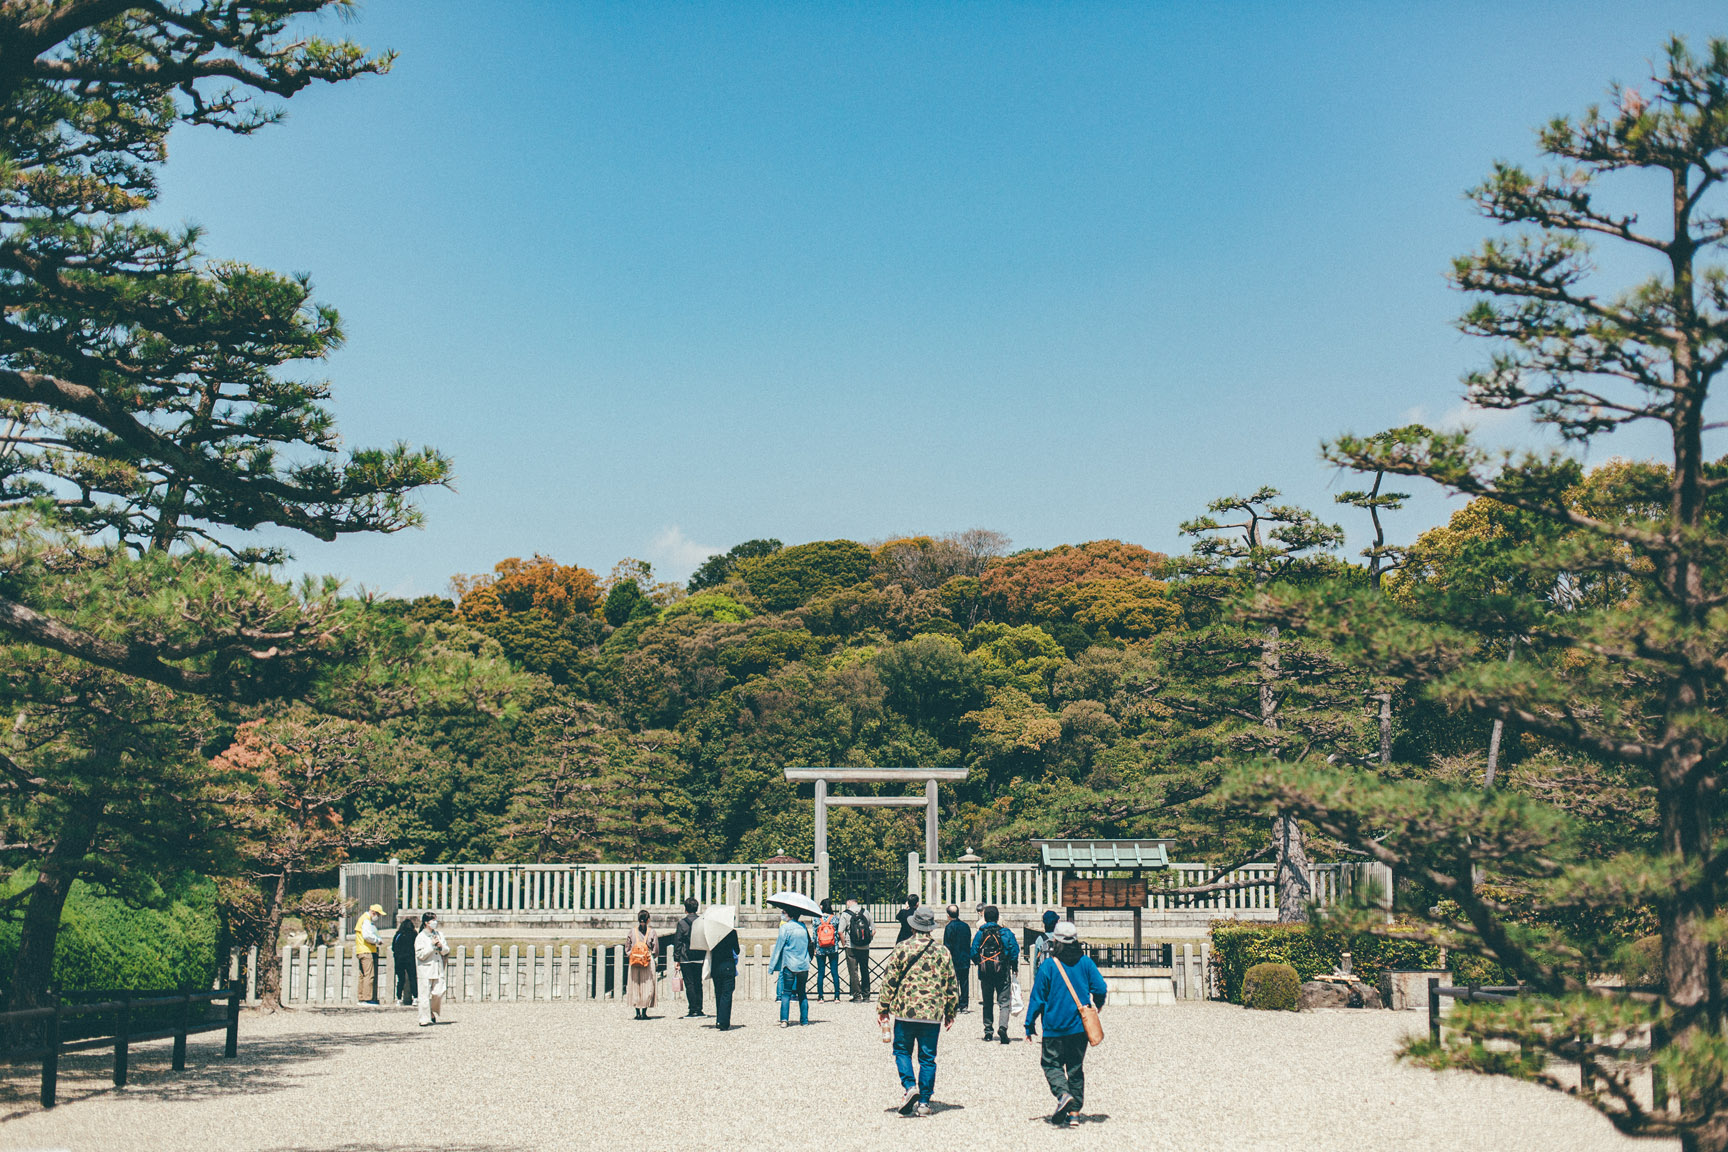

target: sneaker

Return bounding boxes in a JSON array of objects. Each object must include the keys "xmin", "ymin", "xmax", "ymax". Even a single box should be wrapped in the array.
[
  {"xmin": 1054, "ymin": 1092, "xmax": 1077, "ymax": 1120},
  {"xmin": 898, "ymin": 1086, "xmax": 919, "ymax": 1116},
  {"xmin": 778, "ymin": 1020, "xmax": 789, "ymax": 1028},
  {"xmin": 998, "ymin": 1028, "xmax": 1009, "ymax": 1044},
  {"xmin": 982, "ymin": 1033, "xmax": 994, "ymax": 1042},
  {"xmin": 913, "ymin": 1102, "xmax": 932, "ymax": 1117}
]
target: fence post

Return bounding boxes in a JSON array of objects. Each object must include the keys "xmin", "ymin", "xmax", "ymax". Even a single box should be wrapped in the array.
[
  {"xmin": 40, "ymin": 1002, "xmax": 60, "ymax": 1109},
  {"xmin": 247, "ymin": 945, "xmax": 258, "ymax": 1004},
  {"xmin": 1651, "ymin": 1020, "xmax": 1669, "ymax": 1112},
  {"xmin": 171, "ymin": 992, "xmax": 190, "ymax": 1071},
  {"xmin": 225, "ymin": 983, "xmax": 240, "ymax": 1058},
  {"xmin": 1428, "ymin": 978, "xmax": 1441, "ymax": 1044},
  {"xmin": 113, "ymin": 993, "xmax": 131, "ymax": 1087}
]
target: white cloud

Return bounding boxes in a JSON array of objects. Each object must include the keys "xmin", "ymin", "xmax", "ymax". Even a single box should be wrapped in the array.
[{"xmin": 648, "ymin": 525, "xmax": 724, "ymax": 582}]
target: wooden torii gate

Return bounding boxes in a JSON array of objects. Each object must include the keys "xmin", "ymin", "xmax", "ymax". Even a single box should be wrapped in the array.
[{"xmin": 785, "ymin": 767, "xmax": 969, "ymax": 880}]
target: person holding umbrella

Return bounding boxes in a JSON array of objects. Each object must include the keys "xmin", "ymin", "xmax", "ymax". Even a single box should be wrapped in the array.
[
  {"xmin": 766, "ymin": 889, "xmax": 820, "ymax": 1027},
  {"xmin": 695, "ymin": 904, "xmax": 740, "ymax": 1031},
  {"xmin": 877, "ymin": 905, "xmax": 959, "ymax": 1117}
]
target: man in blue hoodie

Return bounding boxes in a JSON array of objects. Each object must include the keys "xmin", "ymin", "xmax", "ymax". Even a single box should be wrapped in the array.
[
  {"xmin": 1023, "ymin": 921, "xmax": 1107, "ymax": 1126},
  {"xmin": 971, "ymin": 904, "xmax": 1020, "ymax": 1043}
]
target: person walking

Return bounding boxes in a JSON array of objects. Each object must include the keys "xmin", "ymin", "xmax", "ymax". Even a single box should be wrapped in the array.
[
  {"xmin": 942, "ymin": 905, "xmax": 972, "ymax": 1012},
  {"xmin": 710, "ymin": 927, "xmax": 740, "ymax": 1031},
  {"xmin": 840, "ymin": 898, "xmax": 873, "ymax": 1001},
  {"xmin": 1028, "ymin": 909, "xmax": 1060, "ymax": 971},
  {"xmin": 673, "ymin": 897, "xmax": 707, "ymax": 1018},
  {"xmin": 813, "ymin": 898, "xmax": 842, "ymax": 1002},
  {"xmin": 876, "ymin": 905, "xmax": 958, "ymax": 1117},
  {"xmin": 413, "ymin": 913, "xmax": 450, "ymax": 1026},
  {"xmin": 354, "ymin": 904, "xmax": 384, "ymax": 1005},
  {"xmin": 768, "ymin": 910, "xmax": 813, "ymax": 1026},
  {"xmin": 1023, "ymin": 921, "xmax": 1108, "ymax": 1127},
  {"xmin": 972, "ymin": 904, "xmax": 1020, "ymax": 1044},
  {"xmin": 894, "ymin": 894, "xmax": 921, "ymax": 942},
  {"xmin": 391, "ymin": 915, "xmax": 419, "ymax": 1006},
  {"xmin": 626, "ymin": 910, "xmax": 659, "ymax": 1021}
]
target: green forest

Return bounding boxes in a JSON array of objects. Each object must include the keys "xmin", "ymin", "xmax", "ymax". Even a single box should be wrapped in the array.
[{"xmin": 4, "ymin": 5, "xmax": 1728, "ymax": 1144}]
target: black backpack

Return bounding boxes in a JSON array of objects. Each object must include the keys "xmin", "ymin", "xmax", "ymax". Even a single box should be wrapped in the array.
[
  {"xmin": 978, "ymin": 924, "xmax": 1006, "ymax": 977},
  {"xmin": 848, "ymin": 910, "xmax": 874, "ymax": 948}
]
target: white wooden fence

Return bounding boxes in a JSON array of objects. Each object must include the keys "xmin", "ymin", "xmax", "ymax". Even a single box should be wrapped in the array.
[
  {"xmin": 280, "ymin": 941, "xmax": 852, "ymax": 1005},
  {"xmin": 397, "ymin": 863, "xmax": 814, "ymax": 915},
  {"xmin": 388, "ymin": 859, "xmax": 1380, "ymax": 920}
]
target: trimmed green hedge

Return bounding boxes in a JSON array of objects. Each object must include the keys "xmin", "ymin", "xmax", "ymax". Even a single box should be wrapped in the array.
[
  {"xmin": 0, "ymin": 877, "xmax": 219, "ymax": 999},
  {"xmin": 1212, "ymin": 922, "xmax": 1459, "ymax": 1004},
  {"xmin": 1242, "ymin": 962, "xmax": 1300, "ymax": 1010}
]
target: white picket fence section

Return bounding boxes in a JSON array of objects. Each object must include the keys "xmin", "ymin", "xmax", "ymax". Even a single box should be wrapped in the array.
[
  {"xmin": 397, "ymin": 863, "xmax": 814, "ymax": 914},
  {"xmin": 281, "ymin": 941, "xmax": 854, "ymax": 1005}
]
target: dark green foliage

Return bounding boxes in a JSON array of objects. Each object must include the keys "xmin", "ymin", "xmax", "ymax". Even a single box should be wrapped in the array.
[
  {"xmin": 687, "ymin": 539, "xmax": 783, "ymax": 594},
  {"xmin": 0, "ymin": 877, "xmax": 218, "ymax": 998},
  {"xmin": 1240, "ymin": 962, "xmax": 1301, "ymax": 1010},
  {"xmin": 737, "ymin": 540, "xmax": 873, "ymax": 611},
  {"xmin": 604, "ymin": 579, "xmax": 647, "ymax": 627}
]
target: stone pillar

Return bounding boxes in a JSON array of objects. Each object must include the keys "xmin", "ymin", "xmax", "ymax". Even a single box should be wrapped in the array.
[
  {"xmin": 925, "ymin": 778, "xmax": 939, "ymax": 867},
  {"xmin": 814, "ymin": 778, "xmax": 828, "ymax": 867},
  {"xmin": 907, "ymin": 851, "xmax": 919, "ymax": 903},
  {"xmin": 817, "ymin": 852, "xmax": 830, "ymax": 903}
]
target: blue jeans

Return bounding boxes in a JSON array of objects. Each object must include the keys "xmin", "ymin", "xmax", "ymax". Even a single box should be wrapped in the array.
[
  {"xmin": 777, "ymin": 968, "xmax": 809, "ymax": 1023},
  {"xmin": 815, "ymin": 951, "xmax": 840, "ymax": 998},
  {"xmin": 893, "ymin": 1020, "xmax": 940, "ymax": 1103}
]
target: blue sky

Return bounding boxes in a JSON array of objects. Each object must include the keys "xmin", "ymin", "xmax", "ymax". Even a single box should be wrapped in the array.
[{"xmin": 154, "ymin": 1, "xmax": 1726, "ymax": 596}]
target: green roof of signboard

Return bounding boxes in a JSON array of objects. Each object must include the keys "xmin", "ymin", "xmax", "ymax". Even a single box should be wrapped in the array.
[{"xmin": 1031, "ymin": 839, "xmax": 1173, "ymax": 871}]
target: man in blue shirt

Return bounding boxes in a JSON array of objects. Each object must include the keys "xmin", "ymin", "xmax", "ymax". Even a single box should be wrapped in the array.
[
  {"xmin": 970, "ymin": 904, "xmax": 1021, "ymax": 1043},
  {"xmin": 1023, "ymin": 921, "xmax": 1107, "ymax": 1126}
]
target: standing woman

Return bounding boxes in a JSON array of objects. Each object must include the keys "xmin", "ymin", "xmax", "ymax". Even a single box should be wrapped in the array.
[
  {"xmin": 391, "ymin": 915, "xmax": 419, "ymax": 1006},
  {"xmin": 414, "ymin": 913, "xmax": 450, "ymax": 1026},
  {"xmin": 710, "ymin": 927, "xmax": 740, "ymax": 1031},
  {"xmin": 768, "ymin": 910, "xmax": 813, "ymax": 1027},
  {"xmin": 626, "ymin": 909, "xmax": 659, "ymax": 1021}
]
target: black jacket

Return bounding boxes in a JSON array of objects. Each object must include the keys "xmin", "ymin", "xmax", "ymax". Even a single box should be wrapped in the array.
[
  {"xmin": 709, "ymin": 931, "xmax": 740, "ymax": 979},
  {"xmin": 942, "ymin": 919, "xmax": 971, "ymax": 959},
  {"xmin": 390, "ymin": 923, "xmax": 417, "ymax": 967},
  {"xmin": 673, "ymin": 913, "xmax": 706, "ymax": 964}
]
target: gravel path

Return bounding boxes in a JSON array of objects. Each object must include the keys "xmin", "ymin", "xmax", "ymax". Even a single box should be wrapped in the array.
[{"xmin": 0, "ymin": 998, "xmax": 1666, "ymax": 1152}]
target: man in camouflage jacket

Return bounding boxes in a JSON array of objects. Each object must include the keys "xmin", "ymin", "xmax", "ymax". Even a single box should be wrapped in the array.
[{"xmin": 877, "ymin": 905, "xmax": 958, "ymax": 1115}]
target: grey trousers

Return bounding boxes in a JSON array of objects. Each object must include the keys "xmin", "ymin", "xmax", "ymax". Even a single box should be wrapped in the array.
[
  {"xmin": 979, "ymin": 969, "xmax": 1013, "ymax": 1032},
  {"xmin": 845, "ymin": 948, "xmax": 871, "ymax": 997}
]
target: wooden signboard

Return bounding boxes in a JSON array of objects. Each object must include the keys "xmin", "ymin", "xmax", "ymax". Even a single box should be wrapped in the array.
[{"xmin": 1062, "ymin": 877, "xmax": 1148, "ymax": 910}]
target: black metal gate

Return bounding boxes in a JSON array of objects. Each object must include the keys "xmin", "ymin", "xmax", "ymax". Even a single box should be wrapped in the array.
[{"xmin": 829, "ymin": 869, "xmax": 904, "ymax": 907}]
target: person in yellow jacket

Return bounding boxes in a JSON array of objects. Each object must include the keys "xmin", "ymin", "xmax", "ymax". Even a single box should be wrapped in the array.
[{"xmin": 355, "ymin": 904, "xmax": 384, "ymax": 1005}]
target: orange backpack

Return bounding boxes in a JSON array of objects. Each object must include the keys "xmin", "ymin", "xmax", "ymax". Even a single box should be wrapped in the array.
[
  {"xmin": 628, "ymin": 932, "xmax": 653, "ymax": 968},
  {"xmin": 816, "ymin": 916, "xmax": 837, "ymax": 948}
]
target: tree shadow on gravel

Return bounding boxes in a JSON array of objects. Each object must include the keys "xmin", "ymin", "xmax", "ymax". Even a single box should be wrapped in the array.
[{"xmin": 0, "ymin": 1027, "xmax": 422, "ymax": 1121}]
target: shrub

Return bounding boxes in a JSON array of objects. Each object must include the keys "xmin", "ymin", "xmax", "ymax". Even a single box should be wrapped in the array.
[
  {"xmin": 1211, "ymin": 922, "xmax": 1450, "ymax": 1003},
  {"xmin": 1241, "ymin": 962, "xmax": 1301, "ymax": 1010},
  {"xmin": 0, "ymin": 876, "xmax": 219, "ymax": 998},
  {"xmin": 1617, "ymin": 934, "xmax": 1663, "ymax": 989}
]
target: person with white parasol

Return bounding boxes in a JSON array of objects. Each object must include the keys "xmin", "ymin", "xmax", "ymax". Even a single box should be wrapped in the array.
[
  {"xmin": 690, "ymin": 903, "xmax": 740, "ymax": 1030},
  {"xmin": 767, "ymin": 890, "xmax": 820, "ymax": 1027}
]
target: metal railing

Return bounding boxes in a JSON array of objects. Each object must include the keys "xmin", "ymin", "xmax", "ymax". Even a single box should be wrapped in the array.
[{"xmin": 0, "ymin": 985, "xmax": 242, "ymax": 1108}]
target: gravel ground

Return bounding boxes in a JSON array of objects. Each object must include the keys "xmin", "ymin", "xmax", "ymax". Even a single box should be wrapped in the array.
[{"xmin": 0, "ymin": 998, "xmax": 1668, "ymax": 1152}]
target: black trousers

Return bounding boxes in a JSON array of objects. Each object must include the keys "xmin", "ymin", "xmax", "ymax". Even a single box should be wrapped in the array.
[
  {"xmin": 680, "ymin": 962, "xmax": 705, "ymax": 1014},
  {"xmin": 712, "ymin": 974, "xmax": 735, "ymax": 1029},
  {"xmin": 949, "ymin": 952, "xmax": 970, "ymax": 1008},
  {"xmin": 394, "ymin": 960, "xmax": 417, "ymax": 1004},
  {"xmin": 1041, "ymin": 1033, "xmax": 1088, "ymax": 1107}
]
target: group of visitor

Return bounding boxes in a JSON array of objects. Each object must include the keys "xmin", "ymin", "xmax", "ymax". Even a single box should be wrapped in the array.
[{"xmin": 357, "ymin": 892, "xmax": 1104, "ymax": 1125}]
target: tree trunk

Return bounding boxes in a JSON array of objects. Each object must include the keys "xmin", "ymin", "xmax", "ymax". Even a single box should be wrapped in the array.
[
  {"xmin": 254, "ymin": 871, "xmax": 291, "ymax": 1010},
  {"xmin": 1274, "ymin": 811, "xmax": 1312, "ymax": 923},
  {"xmin": 8, "ymin": 824, "xmax": 93, "ymax": 1010}
]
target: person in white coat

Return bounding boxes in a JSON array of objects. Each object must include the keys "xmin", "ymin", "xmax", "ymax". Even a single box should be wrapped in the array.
[{"xmin": 415, "ymin": 914, "xmax": 451, "ymax": 1026}]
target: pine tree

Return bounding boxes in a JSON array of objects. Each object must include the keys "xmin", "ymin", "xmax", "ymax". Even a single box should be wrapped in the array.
[{"xmin": 1232, "ymin": 39, "xmax": 1728, "ymax": 1148}]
